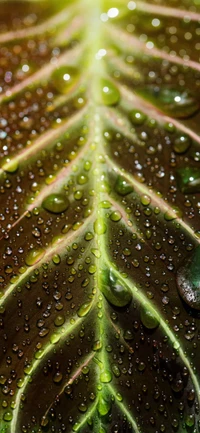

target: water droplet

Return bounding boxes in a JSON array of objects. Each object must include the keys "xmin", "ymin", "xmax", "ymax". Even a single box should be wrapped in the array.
[
  {"xmin": 176, "ymin": 246, "xmax": 200, "ymax": 309},
  {"xmin": 141, "ymin": 86, "xmax": 199, "ymax": 118},
  {"xmin": 101, "ymin": 268, "xmax": 132, "ymax": 307},
  {"xmin": 77, "ymin": 301, "xmax": 92, "ymax": 317},
  {"xmin": 94, "ymin": 219, "xmax": 107, "ymax": 235},
  {"xmin": 110, "ymin": 211, "xmax": 122, "ymax": 222},
  {"xmin": 173, "ymin": 134, "xmax": 191, "ymax": 154},
  {"xmin": 52, "ymin": 66, "xmax": 78, "ymax": 94},
  {"xmin": 98, "ymin": 394, "xmax": 111, "ymax": 416},
  {"xmin": 25, "ymin": 248, "xmax": 45, "ymax": 266},
  {"xmin": 176, "ymin": 167, "xmax": 200, "ymax": 194},
  {"xmin": 185, "ymin": 414, "xmax": 195, "ymax": 427},
  {"xmin": 100, "ymin": 369, "xmax": 112, "ymax": 383},
  {"xmin": 115, "ymin": 175, "xmax": 133, "ymax": 196},
  {"xmin": 112, "ymin": 364, "xmax": 121, "ymax": 377},
  {"xmin": 140, "ymin": 306, "xmax": 159, "ymax": 329},
  {"xmin": 1, "ymin": 157, "xmax": 19, "ymax": 173},
  {"xmin": 164, "ymin": 205, "xmax": 182, "ymax": 221},
  {"xmin": 99, "ymin": 78, "xmax": 120, "ymax": 106},
  {"xmin": 42, "ymin": 193, "xmax": 69, "ymax": 213},
  {"xmin": 130, "ymin": 109, "xmax": 147, "ymax": 125},
  {"xmin": 54, "ymin": 314, "xmax": 65, "ymax": 327}
]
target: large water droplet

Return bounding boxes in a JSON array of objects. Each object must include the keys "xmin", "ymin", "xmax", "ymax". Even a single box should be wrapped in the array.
[
  {"xmin": 52, "ymin": 66, "xmax": 79, "ymax": 94},
  {"xmin": 77, "ymin": 301, "xmax": 92, "ymax": 317},
  {"xmin": 173, "ymin": 134, "xmax": 191, "ymax": 154},
  {"xmin": 98, "ymin": 394, "xmax": 111, "ymax": 416},
  {"xmin": 140, "ymin": 306, "xmax": 159, "ymax": 329},
  {"xmin": 100, "ymin": 369, "xmax": 112, "ymax": 383},
  {"xmin": 115, "ymin": 175, "xmax": 133, "ymax": 196},
  {"xmin": 25, "ymin": 248, "xmax": 45, "ymax": 266},
  {"xmin": 1, "ymin": 157, "xmax": 19, "ymax": 173},
  {"xmin": 99, "ymin": 78, "xmax": 120, "ymax": 106},
  {"xmin": 42, "ymin": 193, "xmax": 70, "ymax": 213},
  {"xmin": 94, "ymin": 219, "xmax": 107, "ymax": 235},
  {"xmin": 176, "ymin": 167, "xmax": 200, "ymax": 194},
  {"xmin": 101, "ymin": 268, "xmax": 132, "ymax": 307},
  {"xmin": 140, "ymin": 86, "xmax": 199, "ymax": 118},
  {"xmin": 177, "ymin": 246, "xmax": 200, "ymax": 309}
]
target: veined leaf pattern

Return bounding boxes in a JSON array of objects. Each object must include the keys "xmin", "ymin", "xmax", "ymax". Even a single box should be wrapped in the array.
[{"xmin": 0, "ymin": 0, "xmax": 200, "ymax": 431}]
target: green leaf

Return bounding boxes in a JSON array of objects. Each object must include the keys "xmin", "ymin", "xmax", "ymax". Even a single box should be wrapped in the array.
[{"xmin": 0, "ymin": 0, "xmax": 200, "ymax": 432}]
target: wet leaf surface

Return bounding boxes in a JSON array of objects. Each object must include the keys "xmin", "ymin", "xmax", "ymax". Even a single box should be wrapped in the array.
[{"xmin": 0, "ymin": 0, "xmax": 200, "ymax": 432}]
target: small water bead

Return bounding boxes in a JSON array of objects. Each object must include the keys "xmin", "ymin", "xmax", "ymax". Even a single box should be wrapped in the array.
[
  {"xmin": 100, "ymin": 200, "xmax": 111, "ymax": 209},
  {"xmin": 115, "ymin": 176, "xmax": 133, "ymax": 196},
  {"xmin": 140, "ymin": 306, "xmax": 159, "ymax": 329},
  {"xmin": 74, "ymin": 190, "xmax": 83, "ymax": 200},
  {"xmin": 176, "ymin": 246, "xmax": 200, "ymax": 309},
  {"xmin": 78, "ymin": 403, "xmax": 87, "ymax": 413},
  {"xmin": 142, "ymin": 86, "xmax": 199, "ymax": 118},
  {"xmin": 52, "ymin": 66, "xmax": 79, "ymax": 94},
  {"xmin": 52, "ymin": 254, "xmax": 61, "ymax": 265},
  {"xmin": 85, "ymin": 231, "xmax": 94, "ymax": 241},
  {"xmin": 101, "ymin": 268, "xmax": 132, "ymax": 307},
  {"xmin": 42, "ymin": 193, "xmax": 69, "ymax": 214},
  {"xmin": 176, "ymin": 167, "xmax": 200, "ymax": 194},
  {"xmin": 77, "ymin": 174, "xmax": 88, "ymax": 185},
  {"xmin": 54, "ymin": 315, "xmax": 65, "ymax": 327},
  {"xmin": 112, "ymin": 364, "xmax": 121, "ymax": 377},
  {"xmin": 84, "ymin": 160, "xmax": 92, "ymax": 171},
  {"xmin": 25, "ymin": 248, "xmax": 45, "ymax": 266},
  {"xmin": 99, "ymin": 78, "xmax": 120, "ymax": 106},
  {"xmin": 130, "ymin": 109, "xmax": 147, "ymax": 125},
  {"xmin": 140, "ymin": 194, "xmax": 151, "ymax": 206},
  {"xmin": 173, "ymin": 134, "xmax": 191, "ymax": 154}
]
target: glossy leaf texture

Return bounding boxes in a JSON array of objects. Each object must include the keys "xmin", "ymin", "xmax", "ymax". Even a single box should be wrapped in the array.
[{"xmin": 0, "ymin": 0, "xmax": 200, "ymax": 432}]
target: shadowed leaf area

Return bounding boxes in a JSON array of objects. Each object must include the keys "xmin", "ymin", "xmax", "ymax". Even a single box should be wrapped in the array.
[{"xmin": 0, "ymin": 0, "xmax": 200, "ymax": 432}]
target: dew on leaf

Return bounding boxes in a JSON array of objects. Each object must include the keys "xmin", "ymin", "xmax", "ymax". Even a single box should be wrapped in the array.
[
  {"xmin": 94, "ymin": 219, "xmax": 107, "ymax": 235},
  {"xmin": 1, "ymin": 157, "xmax": 19, "ymax": 173},
  {"xmin": 110, "ymin": 211, "xmax": 122, "ymax": 222},
  {"xmin": 141, "ymin": 86, "xmax": 199, "ymax": 118},
  {"xmin": 140, "ymin": 306, "xmax": 159, "ymax": 329},
  {"xmin": 3, "ymin": 411, "xmax": 13, "ymax": 422},
  {"xmin": 130, "ymin": 109, "xmax": 147, "ymax": 125},
  {"xmin": 54, "ymin": 314, "xmax": 65, "ymax": 326},
  {"xmin": 112, "ymin": 364, "xmax": 121, "ymax": 377},
  {"xmin": 176, "ymin": 167, "xmax": 200, "ymax": 194},
  {"xmin": 100, "ymin": 200, "xmax": 111, "ymax": 209},
  {"xmin": 52, "ymin": 66, "xmax": 79, "ymax": 94},
  {"xmin": 101, "ymin": 268, "xmax": 132, "ymax": 307},
  {"xmin": 176, "ymin": 246, "xmax": 200, "ymax": 309},
  {"xmin": 77, "ymin": 301, "xmax": 92, "ymax": 317},
  {"xmin": 42, "ymin": 193, "xmax": 70, "ymax": 213},
  {"xmin": 78, "ymin": 402, "xmax": 88, "ymax": 413},
  {"xmin": 173, "ymin": 134, "xmax": 191, "ymax": 154},
  {"xmin": 164, "ymin": 206, "xmax": 182, "ymax": 221},
  {"xmin": 185, "ymin": 414, "xmax": 195, "ymax": 427},
  {"xmin": 98, "ymin": 393, "xmax": 111, "ymax": 416},
  {"xmin": 115, "ymin": 176, "xmax": 133, "ymax": 196},
  {"xmin": 25, "ymin": 248, "xmax": 45, "ymax": 266},
  {"xmin": 100, "ymin": 369, "xmax": 112, "ymax": 383},
  {"xmin": 99, "ymin": 78, "xmax": 120, "ymax": 106}
]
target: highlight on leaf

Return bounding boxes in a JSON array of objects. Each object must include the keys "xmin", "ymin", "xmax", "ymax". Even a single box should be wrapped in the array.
[{"xmin": 0, "ymin": 0, "xmax": 200, "ymax": 432}]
